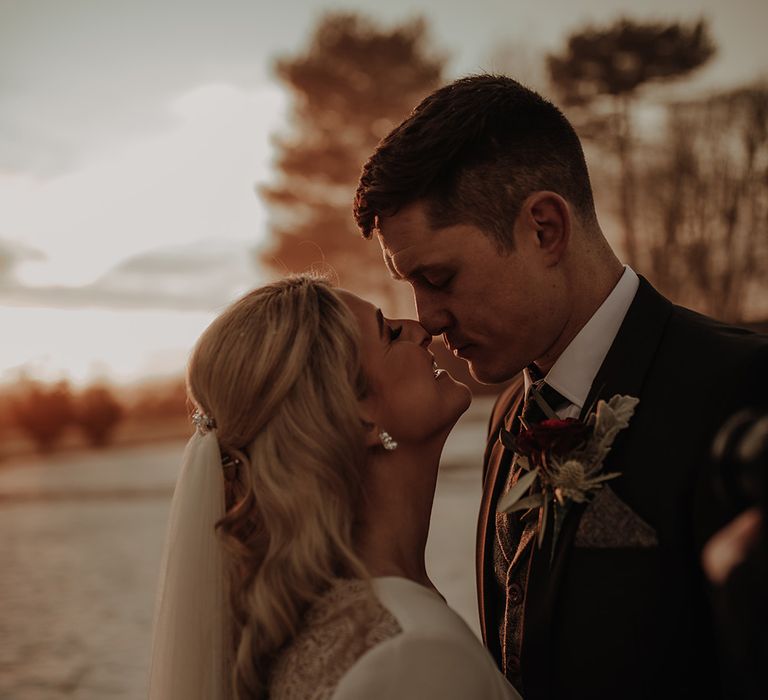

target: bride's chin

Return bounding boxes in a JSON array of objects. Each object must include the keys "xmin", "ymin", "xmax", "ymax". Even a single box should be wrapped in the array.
[
  {"xmin": 451, "ymin": 379, "xmax": 473, "ymax": 414},
  {"xmin": 441, "ymin": 382, "xmax": 473, "ymax": 428}
]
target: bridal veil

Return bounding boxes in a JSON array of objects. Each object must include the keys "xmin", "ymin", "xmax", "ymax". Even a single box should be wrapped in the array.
[{"xmin": 148, "ymin": 430, "xmax": 232, "ymax": 699}]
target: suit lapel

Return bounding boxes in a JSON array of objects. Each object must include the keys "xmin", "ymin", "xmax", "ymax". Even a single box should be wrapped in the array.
[
  {"xmin": 476, "ymin": 381, "xmax": 525, "ymax": 652},
  {"xmin": 520, "ymin": 276, "xmax": 674, "ymax": 697},
  {"xmin": 580, "ymin": 276, "xmax": 673, "ymax": 420}
]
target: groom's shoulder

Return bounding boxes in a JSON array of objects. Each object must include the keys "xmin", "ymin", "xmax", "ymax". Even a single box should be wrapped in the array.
[
  {"xmin": 665, "ymin": 300, "xmax": 768, "ymax": 362},
  {"xmin": 652, "ymin": 298, "xmax": 768, "ymax": 408},
  {"xmin": 633, "ymin": 278, "xmax": 768, "ymax": 363}
]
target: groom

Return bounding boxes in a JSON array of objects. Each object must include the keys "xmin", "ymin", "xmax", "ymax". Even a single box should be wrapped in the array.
[{"xmin": 353, "ymin": 74, "xmax": 768, "ymax": 699}]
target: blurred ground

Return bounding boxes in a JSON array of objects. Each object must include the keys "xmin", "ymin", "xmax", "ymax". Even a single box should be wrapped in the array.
[{"xmin": 0, "ymin": 396, "xmax": 495, "ymax": 699}]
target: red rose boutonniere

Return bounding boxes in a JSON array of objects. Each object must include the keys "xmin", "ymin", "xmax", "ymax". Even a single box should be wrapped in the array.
[{"xmin": 497, "ymin": 395, "xmax": 640, "ymax": 550}]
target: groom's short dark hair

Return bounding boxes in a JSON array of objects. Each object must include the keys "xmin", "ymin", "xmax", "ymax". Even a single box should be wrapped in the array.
[{"xmin": 354, "ymin": 74, "xmax": 597, "ymax": 248}]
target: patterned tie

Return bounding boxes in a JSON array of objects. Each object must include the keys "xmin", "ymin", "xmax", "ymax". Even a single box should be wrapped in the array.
[
  {"xmin": 519, "ymin": 364, "xmax": 570, "ymax": 429},
  {"xmin": 493, "ymin": 365, "xmax": 571, "ymax": 677}
]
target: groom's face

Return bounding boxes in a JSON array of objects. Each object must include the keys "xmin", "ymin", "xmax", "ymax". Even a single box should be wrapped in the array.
[{"xmin": 376, "ymin": 200, "xmax": 567, "ymax": 383}]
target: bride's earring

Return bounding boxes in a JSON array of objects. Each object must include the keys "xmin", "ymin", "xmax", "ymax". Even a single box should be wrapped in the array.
[{"xmin": 378, "ymin": 431, "xmax": 398, "ymax": 451}]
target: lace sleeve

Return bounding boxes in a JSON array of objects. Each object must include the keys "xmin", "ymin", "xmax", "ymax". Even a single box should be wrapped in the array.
[
  {"xmin": 269, "ymin": 580, "xmax": 402, "ymax": 700},
  {"xmin": 331, "ymin": 634, "xmax": 522, "ymax": 700}
]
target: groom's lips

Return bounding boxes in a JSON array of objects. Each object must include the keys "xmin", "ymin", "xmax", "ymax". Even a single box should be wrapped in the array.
[
  {"xmin": 449, "ymin": 342, "xmax": 473, "ymax": 358},
  {"xmin": 444, "ymin": 333, "xmax": 473, "ymax": 358}
]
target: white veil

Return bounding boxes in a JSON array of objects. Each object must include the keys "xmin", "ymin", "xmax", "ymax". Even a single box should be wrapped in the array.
[{"xmin": 148, "ymin": 429, "xmax": 233, "ymax": 699}]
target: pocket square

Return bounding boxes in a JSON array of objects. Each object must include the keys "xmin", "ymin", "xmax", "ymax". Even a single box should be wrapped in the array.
[{"xmin": 575, "ymin": 485, "xmax": 658, "ymax": 548}]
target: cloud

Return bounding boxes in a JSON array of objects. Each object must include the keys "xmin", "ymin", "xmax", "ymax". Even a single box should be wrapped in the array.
[
  {"xmin": 0, "ymin": 0, "xmax": 284, "ymax": 177},
  {"xmin": 0, "ymin": 238, "xmax": 263, "ymax": 311},
  {"xmin": 0, "ymin": 238, "xmax": 45, "ymax": 284},
  {"xmin": 0, "ymin": 82, "xmax": 286, "ymax": 290}
]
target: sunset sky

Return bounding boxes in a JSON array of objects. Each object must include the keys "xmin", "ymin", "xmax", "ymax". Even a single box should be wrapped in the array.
[{"xmin": 2, "ymin": 0, "xmax": 767, "ymax": 385}]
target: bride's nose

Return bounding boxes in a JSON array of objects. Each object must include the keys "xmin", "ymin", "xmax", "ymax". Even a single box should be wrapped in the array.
[{"xmin": 400, "ymin": 319, "xmax": 432, "ymax": 349}]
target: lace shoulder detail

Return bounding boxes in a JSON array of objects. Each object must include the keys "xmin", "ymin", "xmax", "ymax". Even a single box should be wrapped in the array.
[{"xmin": 269, "ymin": 579, "xmax": 402, "ymax": 700}]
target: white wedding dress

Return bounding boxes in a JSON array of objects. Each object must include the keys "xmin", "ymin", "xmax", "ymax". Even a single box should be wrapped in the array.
[{"xmin": 269, "ymin": 576, "xmax": 522, "ymax": 700}]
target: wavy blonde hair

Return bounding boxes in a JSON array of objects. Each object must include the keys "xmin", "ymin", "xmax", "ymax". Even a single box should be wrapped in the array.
[{"xmin": 187, "ymin": 275, "xmax": 370, "ymax": 698}]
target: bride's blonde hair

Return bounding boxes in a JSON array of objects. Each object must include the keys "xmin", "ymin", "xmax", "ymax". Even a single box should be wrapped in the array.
[{"xmin": 187, "ymin": 275, "xmax": 369, "ymax": 699}]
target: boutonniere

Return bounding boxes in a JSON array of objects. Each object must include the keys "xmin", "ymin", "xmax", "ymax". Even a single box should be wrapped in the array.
[{"xmin": 496, "ymin": 394, "xmax": 640, "ymax": 552}]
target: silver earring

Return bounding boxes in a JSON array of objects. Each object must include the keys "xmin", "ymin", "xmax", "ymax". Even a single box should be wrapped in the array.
[{"xmin": 378, "ymin": 431, "xmax": 398, "ymax": 451}]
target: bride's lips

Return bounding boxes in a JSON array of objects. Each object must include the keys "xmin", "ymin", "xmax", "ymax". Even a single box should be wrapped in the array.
[{"xmin": 429, "ymin": 353, "xmax": 450, "ymax": 380}]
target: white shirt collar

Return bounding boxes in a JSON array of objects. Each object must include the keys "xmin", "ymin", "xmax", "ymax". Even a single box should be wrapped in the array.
[{"xmin": 524, "ymin": 266, "xmax": 640, "ymax": 410}]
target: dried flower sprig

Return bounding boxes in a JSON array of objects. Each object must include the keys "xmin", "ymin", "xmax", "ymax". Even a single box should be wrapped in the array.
[{"xmin": 497, "ymin": 394, "xmax": 640, "ymax": 550}]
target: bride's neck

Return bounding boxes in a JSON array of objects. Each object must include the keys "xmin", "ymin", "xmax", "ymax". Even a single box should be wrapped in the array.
[{"xmin": 356, "ymin": 446, "xmax": 441, "ymax": 591}]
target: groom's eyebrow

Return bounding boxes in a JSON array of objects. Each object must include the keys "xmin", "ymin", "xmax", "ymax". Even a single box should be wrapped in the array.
[
  {"xmin": 387, "ymin": 251, "xmax": 425, "ymax": 281},
  {"xmin": 390, "ymin": 258, "xmax": 440, "ymax": 282},
  {"xmin": 376, "ymin": 309, "xmax": 385, "ymax": 338}
]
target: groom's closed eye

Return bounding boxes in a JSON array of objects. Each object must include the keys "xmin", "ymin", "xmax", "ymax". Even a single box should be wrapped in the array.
[
  {"xmin": 407, "ymin": 265, "xmax": 454, "ymax": 291},
  {"xmin": 422, "ymin": 271, "xmax": 454, "ymax": 290},
  {"xmin": 396, "ymin": 261, "xmax": 453, "ymax": 285}
]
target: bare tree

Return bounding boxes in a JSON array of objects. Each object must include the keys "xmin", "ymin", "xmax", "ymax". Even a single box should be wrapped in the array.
[
  {"xmin": 10, "ymin": 379, "xmax": 75, "ymax": 453},
  {"xmin": 547, "ymin": 18, "xmax": 716, "ymax": 266},
  {"xmin": 639, "ymin": 84, "xmax": 768, "ymax": 322},
  {"xmin": 484, "ymin": 40, "xmax": 551, "ymax": 97},
  {"xmin": 75, "ymin": 385, "xmax": 124, "ymax": 447}
]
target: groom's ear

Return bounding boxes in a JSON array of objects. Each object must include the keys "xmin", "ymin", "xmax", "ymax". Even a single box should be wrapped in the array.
[{"xmin": 519, "ymin": 191, "xmax": 571, "ymax": 266}]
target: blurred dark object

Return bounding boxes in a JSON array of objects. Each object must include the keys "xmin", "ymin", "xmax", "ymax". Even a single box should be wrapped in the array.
[
  {"xmin": 259, "ymin": 12, "xmax": 446, "ymax": 311},
  {"xmin": 9, "ymin": 379, "xmax": 75, "ymax": 453},
  {"xmin": 746, "ymin": 319, "xmax": 768, "ymax": 335},
  {"xmin": 711, "ymin": 410, "xmax": 768, "ymax": 514},
  {"xmin": 706, "ymin": 410, "xmax": 768, "ymax": 700},
  {"xmin": 548, "ymin": 18, "xmax": 716, "ymax": 268},
  {"xmin": 74, "ymin": 384, "xmax": 124, "ymax": 447}
]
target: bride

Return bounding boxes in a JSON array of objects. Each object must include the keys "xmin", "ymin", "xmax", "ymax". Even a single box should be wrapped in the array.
[{"xmin": 148, "ymin": 274, "xmax": 521, "ymax": 699}]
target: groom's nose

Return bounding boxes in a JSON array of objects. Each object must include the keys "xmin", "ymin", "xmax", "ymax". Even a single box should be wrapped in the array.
[{"xmin": 413, "ymin": 291, "xmax": 452, "ymax": 337}]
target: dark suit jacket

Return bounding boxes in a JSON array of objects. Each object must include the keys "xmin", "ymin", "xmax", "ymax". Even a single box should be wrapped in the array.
[{"xmin": 477, "ymin": 277, "xmax": 768, "ymax": 700}]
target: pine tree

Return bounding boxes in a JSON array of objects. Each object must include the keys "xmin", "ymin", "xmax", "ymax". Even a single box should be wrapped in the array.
[
  {"xmin": 547, "ymin": 18, "xmax": 716, "ymax": 266},
  {"xmin": 259, "ymin": 13, "xmax": 445, "ymax": 310}
]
